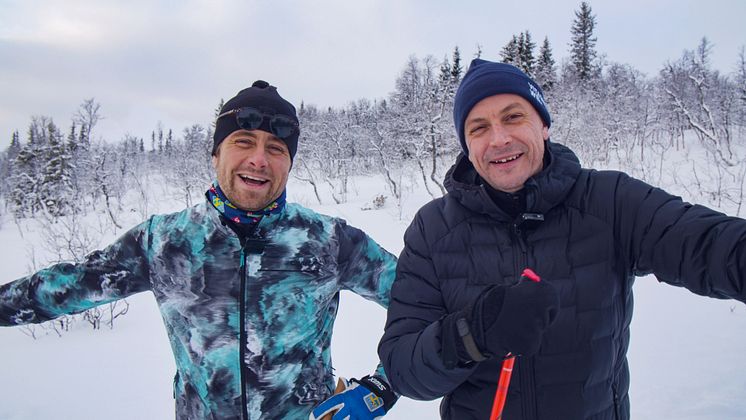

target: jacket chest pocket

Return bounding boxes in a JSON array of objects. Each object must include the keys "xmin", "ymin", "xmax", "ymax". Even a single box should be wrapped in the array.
[
  {"xmin": 249, "ymin": 254, "xmax": 338, "ymax": 308},
  {"xmin": 260, "ymin": 255, "xmax": 325, "ymax": 274}
]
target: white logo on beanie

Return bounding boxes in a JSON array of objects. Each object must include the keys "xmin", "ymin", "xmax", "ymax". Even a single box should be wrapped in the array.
[{"xmin": 528, "ymin": 82, "xmax": 547, "ymax": 109}]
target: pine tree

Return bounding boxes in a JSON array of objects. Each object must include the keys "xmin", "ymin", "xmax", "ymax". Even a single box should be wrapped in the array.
[
  {"xmin": 8, "ymin": 131, "xmax": 21, "ymax": 161},
  {"xmin": 78, "ymin": 123, "xmax": 89, "ymax": 150},
  {"xmin": 535, "ymin": 36, "xmax": 558, "ymax": 91},
  {"xmin": 67, "ymin": 122, "xmax": 78, "ymax": 155},
  {"xmin": 517, "ymin": 31, "xmax": 536, "ymax": 76},
  {"xmin": 165, "ymin": 129, "xmax": 174, "ymax": 156},
  {"xmin": 157, "ymin": 125, "xmax": 164, "ymax": 153},
  {"xmin": 501, "ymin": 32, "xmax": 536, "ymax": 75},
  {"xmin": 0, "ymin": 131, "xmax": 21, "ymax": 197},
  {"xmin": 10, "ymin": 143, "xmax": 40, "ymax": 215},
  {"xmin": 438, "ymin": 55, "xmax": 453, "ymax": 94},
  {"xmin": 10, "ymin": 118, "xmax": 56, "ymax": 215},
  {"xmin": 66, "ymin": 122, "xmax": 83, "ymax": 199},
  {"xmin": 40, "ymin": 121, "xmax": 75, "ymax": 216},
  {"xmin": 450, "ymin": 46, "xmax": 463, "ymax": 84},
  {"xmin": 27, "ymin": 115, "xmax": 54, "ymax": 146},
  {"xmin": 569, "ymin": 1, "xmax": 599, "ymax": 81},
  {"xmin": 500, "ymin": 35, "xmax": 520, "ymax": 65},
  {"xmin": 213, "ymin": 99, "xmax": 225, "ymax": 128}
]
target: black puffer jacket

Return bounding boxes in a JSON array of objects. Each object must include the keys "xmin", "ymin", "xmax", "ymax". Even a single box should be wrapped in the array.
[{"xmin": 379, "ymin": 142, "xmax": 746, "ymax": 419}]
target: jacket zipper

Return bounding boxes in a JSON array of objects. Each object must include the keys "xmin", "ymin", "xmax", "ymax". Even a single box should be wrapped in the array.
[
  {"xmin": 512, "ymin": 221, "xmax": 538, "ymax": 420},
  {"xmin": 239, "ymin": 245, "xmax": 249, "ymax": 420},
  {"xmin": 238, "ymin": 237, "xmax": 267, "ymax": 420},
  {"xmin": 512, "ymin": 222, "xmax": 528, "ymax": 283}
]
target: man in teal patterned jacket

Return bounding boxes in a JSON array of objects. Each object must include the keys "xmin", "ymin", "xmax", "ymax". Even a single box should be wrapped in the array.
[{"xmin": 0, "ymin": 81, "xmax": 399, "ymax": 420}]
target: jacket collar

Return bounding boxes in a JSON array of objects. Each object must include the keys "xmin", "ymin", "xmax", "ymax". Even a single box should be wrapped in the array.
[
  {"xmin": 444, "ymin": 141, "xmax": 581, "ymax": 221},
  {"xmin": 204, "ymin": 199, "xmax": 288, "ymax": 241}
]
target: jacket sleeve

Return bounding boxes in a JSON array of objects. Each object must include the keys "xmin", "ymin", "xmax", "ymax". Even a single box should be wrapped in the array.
[
  {"xmin": 613, "ymin": 172, "xmax": 746, "ymax": 302},
  {"xmin": 378, "ymin": 212, "xmax": 476, "ymax": 400},
  {"xmin": 334, "ymin": 220, "xmax": 399, "ymax": 382},
  {"xmin": 0, "ymin": 219, "xmax": 154, "ymax": 326},
  {"xmin": 335, "ymin": 221, "xmax": 397, "ymax": 308}
]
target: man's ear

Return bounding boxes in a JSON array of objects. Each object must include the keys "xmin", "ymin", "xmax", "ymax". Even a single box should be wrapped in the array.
[
  {"xmin": 211, "ymin": 154, "xmax": 218, "ymax": 169},
  {"xmin": 542, "ymin": 126, "xmax": 550, "ymax": 141}
]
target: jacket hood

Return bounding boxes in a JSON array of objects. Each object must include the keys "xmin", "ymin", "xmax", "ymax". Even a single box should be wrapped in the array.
[{"xmin": 444, "ymin": 141, "xmax": 581, "ymax": 219}]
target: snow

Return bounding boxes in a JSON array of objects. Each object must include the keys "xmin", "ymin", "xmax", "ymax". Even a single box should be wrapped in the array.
[{"xmin": 1, "ymin": 166, "xmax": 745, "ymax": 419}]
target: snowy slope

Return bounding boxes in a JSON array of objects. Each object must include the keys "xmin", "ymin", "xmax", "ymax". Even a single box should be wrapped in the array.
[{"xmin": 1, "ymin": 171, "xmax": 745, "ymax": 419}]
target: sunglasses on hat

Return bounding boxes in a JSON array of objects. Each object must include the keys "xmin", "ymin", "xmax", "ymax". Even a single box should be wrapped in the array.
[{"xmin": 217, "ymin": 107, "xmax": 299, "ymax": 140}]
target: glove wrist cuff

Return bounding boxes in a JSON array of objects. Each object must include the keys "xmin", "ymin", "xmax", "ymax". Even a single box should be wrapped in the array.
[
  {"xmin": 456, "ymin": 316, "xmax": 489, "ymax": 362},
  {"xmin": 355, "ymin": 375, "xmax": 398, "ymax": 412}
]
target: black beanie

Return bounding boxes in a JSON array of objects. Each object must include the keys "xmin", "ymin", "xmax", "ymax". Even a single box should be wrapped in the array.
[{"xmin": 213, "ymin": 80, "xmax": 300, "ymax": 160}]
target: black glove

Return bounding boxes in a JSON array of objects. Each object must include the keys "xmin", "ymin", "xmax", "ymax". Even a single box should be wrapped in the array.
[
  {"xmin": 441, "ymin": 278, "xmax": 559, "ymax": 367},
  {"xmin": 472, "ymin": 279, "xmax": 559, "ymax": 357}
]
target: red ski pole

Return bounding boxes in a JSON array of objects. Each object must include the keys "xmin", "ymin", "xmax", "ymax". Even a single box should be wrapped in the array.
[
  {"xmin": 489, "ymin": 268, "xmax": 541, "ymax": 420},
  {"xmin": 489, "ymin": 353, "xmax": 515, "ymax": 420}
]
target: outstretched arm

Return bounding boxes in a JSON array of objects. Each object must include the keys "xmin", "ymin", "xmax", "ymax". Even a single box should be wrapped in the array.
[
  {"xmin": 0, "ymin": 219, "xmax": 153, "ymax": 326},
  {"xmin": 613, "ymin": 173, "xmax": 746, "ymax": 302}
]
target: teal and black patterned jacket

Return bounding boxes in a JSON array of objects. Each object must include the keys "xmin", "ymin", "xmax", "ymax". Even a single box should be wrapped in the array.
[{"xmin": 0, "ymin": 200, "xmax": 397, "ymax": 419}]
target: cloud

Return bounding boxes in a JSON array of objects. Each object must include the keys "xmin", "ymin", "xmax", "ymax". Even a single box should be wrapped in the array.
[{"xmin": 1, "ymin": 0, "xmax": 745, "ymax": 145}]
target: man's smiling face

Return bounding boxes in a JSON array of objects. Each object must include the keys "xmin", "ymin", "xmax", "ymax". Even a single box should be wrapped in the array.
[
  {"xmin": 464, "ymin": 94, "xmax": 549, "ymax": 193},
  {"xmin": 211, "ymin": 129, "xmax": 291, "ymax": 211}
]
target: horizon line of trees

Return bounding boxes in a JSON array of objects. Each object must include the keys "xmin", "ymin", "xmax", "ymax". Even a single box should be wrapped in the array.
[{"xmin": 1, "ymin": 1, "xmax": 745, "ymax": 223}]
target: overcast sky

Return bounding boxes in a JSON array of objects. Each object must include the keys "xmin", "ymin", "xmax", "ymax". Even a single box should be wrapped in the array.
[{"xmin": 1, "ymin": 0, "xmax": 745, "ymax": 146}]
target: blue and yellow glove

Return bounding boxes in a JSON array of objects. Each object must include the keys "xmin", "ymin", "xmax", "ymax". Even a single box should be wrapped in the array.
[{"xmin": 310, "ymin": 375, "xmax": 397, "ymax": 420}]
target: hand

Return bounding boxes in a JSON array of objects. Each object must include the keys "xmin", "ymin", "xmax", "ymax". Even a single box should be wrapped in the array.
[
  {"xmin": 319, "ymin": 379, "xmax": 346, "ymax": 420},
  {"xmin": 310, "ymin": 375, "xmax": 397, "ymax": 420},
  {"xmin": 470, "ymin": 278, "xmax": 559, "ymax": 358}
]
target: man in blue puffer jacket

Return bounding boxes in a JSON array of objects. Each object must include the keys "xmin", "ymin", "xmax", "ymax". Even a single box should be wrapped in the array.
[
  {"xmin": 378, "ymin": 59, "xmax": 746, "ymax": 419},
  {"xmin": 0, "ymin": 81, "xmax": 398, "ymax": 420}
]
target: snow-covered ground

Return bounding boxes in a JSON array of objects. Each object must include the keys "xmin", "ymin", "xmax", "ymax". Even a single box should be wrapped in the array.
[{"xmin": 1, "ymin": 161, "xmax": 745, "ymax": 419}]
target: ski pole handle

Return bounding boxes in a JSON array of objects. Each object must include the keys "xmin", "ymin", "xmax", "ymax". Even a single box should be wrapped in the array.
[
  {"xmin": 521, "ymin": 268, "xmax": 541, "ymax": 283},
  {"xmin": 489, "ymin": 268, "xmax": 541, "ymax": 420}
]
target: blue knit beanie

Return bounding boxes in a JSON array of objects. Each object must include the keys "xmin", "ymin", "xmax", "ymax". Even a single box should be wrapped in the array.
[{"xmin": 453, "ymin": 59, "xmax": 551, "ymax": 155}]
